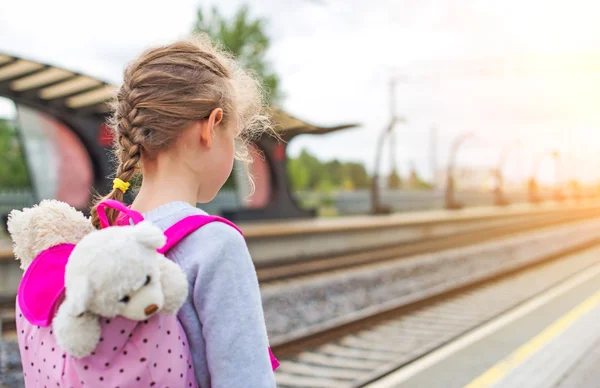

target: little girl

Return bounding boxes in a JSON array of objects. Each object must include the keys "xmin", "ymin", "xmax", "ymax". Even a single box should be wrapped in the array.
[{"xmin": 90, "ymin": 34, "xmax": 276, "ymax": 387}]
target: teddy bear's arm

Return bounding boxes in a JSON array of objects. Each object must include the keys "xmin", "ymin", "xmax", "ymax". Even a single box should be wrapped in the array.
[
  {"xmin": 157, "ymin": 257, "xmax": 189, "ymax": 315},
  {"xmin": 53, "ymin": 302, "xmax": 101, "ymax": 358}
]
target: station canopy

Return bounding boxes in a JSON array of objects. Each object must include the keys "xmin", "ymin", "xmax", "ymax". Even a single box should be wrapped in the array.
[{"xmin": 0, "ymin": 52, "xmax": 357, "ymax": 138}]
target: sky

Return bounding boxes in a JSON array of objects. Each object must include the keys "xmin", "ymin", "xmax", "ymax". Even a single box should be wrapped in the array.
[{"xmin": 2, "ymin": 0, "xmax": 600, "ymax": 185}]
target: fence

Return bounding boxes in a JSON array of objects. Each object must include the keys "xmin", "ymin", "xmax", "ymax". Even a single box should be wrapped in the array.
[
  {"xmin": 0, "ymin": 187, "xmax": 587, "ymax": 227},
  {"xmin": 200, "ymin": 190, "xmax": 240, "ymax": 215},
  {"xmin": 0, "ymin": 189, "xmax": 36, "ymax": 215},
  {"xmin": 332, "ymin": 188, "xmax": 574, "ymax": 215}
]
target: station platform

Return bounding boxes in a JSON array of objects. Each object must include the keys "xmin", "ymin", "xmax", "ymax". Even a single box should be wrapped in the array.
[
  {"xmin": 367, "ymin": 253, "xmax": 600, "ymax": 388},
  {"xmin": 3, "ymin": 201, "xmax": 597, "ymax": 266},
  {"xmin": 239, "ymin": 200, "xmax": 593, "ymax": 238}
]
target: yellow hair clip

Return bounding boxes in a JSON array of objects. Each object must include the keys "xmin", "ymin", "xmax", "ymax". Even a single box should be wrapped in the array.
[{"xmin": 113, "ymin": 178, "xmax": 130, "ymax": 193}]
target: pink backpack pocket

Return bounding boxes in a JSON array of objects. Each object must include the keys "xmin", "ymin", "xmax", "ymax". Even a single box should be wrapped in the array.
[
  {"xmin": 16, "ymin": 199, "xmax": 278, "ymax": 388},
  {"xmin": 16, "ymin": 306, "xmax": 196, "ymax": 388}
]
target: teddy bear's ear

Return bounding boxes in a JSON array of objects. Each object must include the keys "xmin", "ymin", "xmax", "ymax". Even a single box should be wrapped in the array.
[
  {"xmin": 133, "ymin": 221, "xmax": 167, "ymax": 250},
  {"xmin": 65, "ymin": 276, "xmax": 93, "ymax": 316},
  {"xmin": 6, "ymin": 208, "xmax": 25, "ymax": 240}
]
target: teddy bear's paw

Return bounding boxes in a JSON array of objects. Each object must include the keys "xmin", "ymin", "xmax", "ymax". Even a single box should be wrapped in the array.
[
  {"xmin": 158, "ymin": 257, "xmax": 189, "ymax": 315},
  {"xmin": 53, "ymin": 306, "xmax": 101, "ymax": 359}
]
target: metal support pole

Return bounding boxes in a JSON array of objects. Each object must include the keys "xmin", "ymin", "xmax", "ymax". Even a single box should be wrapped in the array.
[
  {"xmin": 430, "ymin": 126, "xmax": 437, "ymax": 189},
  {"xmin": 445, "ymin": 132, "xmax": 473, "ymax": 209},
  {"xmin": 371, "ymin": 118, "xmax": 398, "ymax": 214},
  {"xmin": 552, "ymin": 151, "xmax": 565, "ymax": 201},
  {"xmin": 371, "ymin": 78, "xmax": 404, "ymax": 214},
  {"xmin": 529, "ymin": 150, "xmax": 560, "ymax": 203},
  {"xmin": 494, "ymin": 140, "xmax": 520, "ymax": 206}
]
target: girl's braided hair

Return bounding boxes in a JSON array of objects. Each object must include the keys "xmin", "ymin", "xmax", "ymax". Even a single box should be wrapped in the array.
[{"xmin": 91, "ymin": 33, "xmax": 270, "ymax": 228}]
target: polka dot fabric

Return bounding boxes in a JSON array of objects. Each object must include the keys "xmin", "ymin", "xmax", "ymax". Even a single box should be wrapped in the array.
[{"xmin": 16, "ymin": 301, "xmax": 197, "ymax": 387}]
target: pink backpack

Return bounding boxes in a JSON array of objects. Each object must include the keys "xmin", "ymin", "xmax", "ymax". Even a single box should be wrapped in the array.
[{"xmin": 15, "ymin": 199, "xmax": 278, "ymax": 387}]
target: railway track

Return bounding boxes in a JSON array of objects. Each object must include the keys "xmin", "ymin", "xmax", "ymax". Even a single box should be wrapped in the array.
[
  {"xmin": 272, "ymin": 240, "xmax": 600, "ymax": 388},
  {"xmin": 3, "ymin": 203, "xmax": 600, "ymax": 287},
  {"xmin": 2, "ymin": 205, "xmax": 600, "ymax": 388},
  {"xmin": 258, "ymin": 207, "xmax": 600, "ymax": 284}
]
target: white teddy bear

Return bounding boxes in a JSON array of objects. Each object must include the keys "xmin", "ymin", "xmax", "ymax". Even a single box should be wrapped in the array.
[{"xmin": 8, "ymin": 200, "xmax": 189, "ymax": 358}]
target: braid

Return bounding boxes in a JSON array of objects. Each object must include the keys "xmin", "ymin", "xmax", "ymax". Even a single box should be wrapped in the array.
[
  {"xmin": 90, "ymin": 80, "xmax": 145, "ymax": 229},
  {"xmin": 115, "ymin": 84, "xmax": 145, "ymax": 183}
]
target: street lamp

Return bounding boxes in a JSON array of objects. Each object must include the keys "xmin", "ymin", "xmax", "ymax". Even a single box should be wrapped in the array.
[
  {"xmin": 494, "ymin": 140, "xmax": 521, "ymax": 206},
  {"xmin": 445, "ymin": 132, "xmax": 474, "ymax": 210},
  {"xmin": 529, "ymin": 149, "xmax": 562, "ymax": 203},
  {"xmin": 371, "ymin": 116, "xmax": 406, "ymax": 214},
  {"xmin": 370, "ymin": 77, "xmax": 406, "ymax": 215},
  {"xmin": 551, "ymin": 151, "xmax": 565, "ymax": 201}
]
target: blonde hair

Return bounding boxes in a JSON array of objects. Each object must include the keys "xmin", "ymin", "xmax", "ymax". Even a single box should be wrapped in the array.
[{"xmin": 91, "ymin": 33, "xmax": 270, "ymax": 228}]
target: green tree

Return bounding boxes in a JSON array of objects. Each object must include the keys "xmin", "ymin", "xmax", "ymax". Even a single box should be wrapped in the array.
[
  {"xmin": 344, "ymin": 163, "xmax": 370, "ymax": 189},
  {"xmin": 316, "ymin": 177, "xmax": 334, "ymax": 193},
  {"xmin": 325, "ymin": 160, "xmax": 344, "ymax": 187},
  {"xmin": 407, "ymin": 166, "xmax": 433, "ymax": 190},
  {"xmin": 0, "ymin": 119, "xmax": 30, "ymax": 189},
  {"xmin": 287, "ymin": 149, "xmax": 371, "ymax": 191},
  {"xmin": 296, "ymin": 149, "xmax": 324, "ymax": 190},
  {"xmin": 388, "ymin": 168, "xmax": 402, "ymax": 189},
  {"xmin": 193, "ymin": 5, "xmax": 281, "ymax": 104},
  {"xmin": 287, "ymin": 157, "xmax": 310, "ymax": 191}
]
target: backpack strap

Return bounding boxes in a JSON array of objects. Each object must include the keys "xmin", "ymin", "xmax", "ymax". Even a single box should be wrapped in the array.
[
  {"xmin": 96, "ymin": 199, "xmax": 144, "ymax": 228},
  {"xmin": 158, "ymin": 215, "xmax": 242, "ymax": 254},
  {"xmin": 157, "ymin": 215, "xmax": 280, "ymax": 371}
]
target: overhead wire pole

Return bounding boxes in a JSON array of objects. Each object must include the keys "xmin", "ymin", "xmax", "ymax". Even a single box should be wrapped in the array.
[
  {"xmin": 389, "ymin": 79, "xmax": 400, "ymax": 189},
  {"xmin": 445, "ymin": 132, "xmax": 474, "ymax": 209},
  {"xmin": 553, "ymin": 150, "xmax": 566, "ymax": 201},
  {"xmin": 529, "ymin": 149, "xmax": 561, "ymax": 203},
  {"xmin": 430, "ymin": 126, "xmax": 437, "ymax": 189},
  {"xmin": 389, "ymin": 77, "xmax": 397, "ymax": 173},
  {"xmin": 371, "ymin": 77, "xmax": 404, "ymax": 214},
  {"xmin": 369, "ymin": 54, "xmax": 600, "ymax": 212},
  {"xmin": 389, "ymin": 125, "xmax": 397, "ymax": 185},
  {"xmin": 495, "ymin": 139, "xmax": 521, "ymax": 206}
]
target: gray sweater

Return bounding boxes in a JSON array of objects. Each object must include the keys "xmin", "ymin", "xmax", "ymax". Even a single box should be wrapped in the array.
[{"xmin": 143, "ymin": 201, "xmax": 276, "ymax": 388}]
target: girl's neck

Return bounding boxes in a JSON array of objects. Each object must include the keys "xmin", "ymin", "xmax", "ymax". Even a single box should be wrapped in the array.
[{"xmin": 131, "ymin": 168, "xmax": 200, "ymax": 215}]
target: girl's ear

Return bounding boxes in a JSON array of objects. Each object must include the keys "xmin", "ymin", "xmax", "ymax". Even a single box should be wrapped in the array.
[
  {"xmin": 199, "ymin": 108, "xmax": 224, "ymax": 148},
  {"xmin": 209, "ymin": 108, "xmax": 224, "ymax": 127}
]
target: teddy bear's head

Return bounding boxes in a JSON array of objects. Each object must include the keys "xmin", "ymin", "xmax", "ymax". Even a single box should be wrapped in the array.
[
  {"xmin": 52, "ymin": 217, "xmax": 188, "ymax": 358},
  {"xmin": 64, "ymin": 221, "xmax": 169, "ymax": 321},
  {"xmin": 7, "ymin": 200, "xmax": 94, "ymax": 270}
]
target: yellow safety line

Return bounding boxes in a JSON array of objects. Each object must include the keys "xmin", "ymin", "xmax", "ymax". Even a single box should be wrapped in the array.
[{"xmin": 465, "ymin": 288, "xmax": 600, "ymax": 388}]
